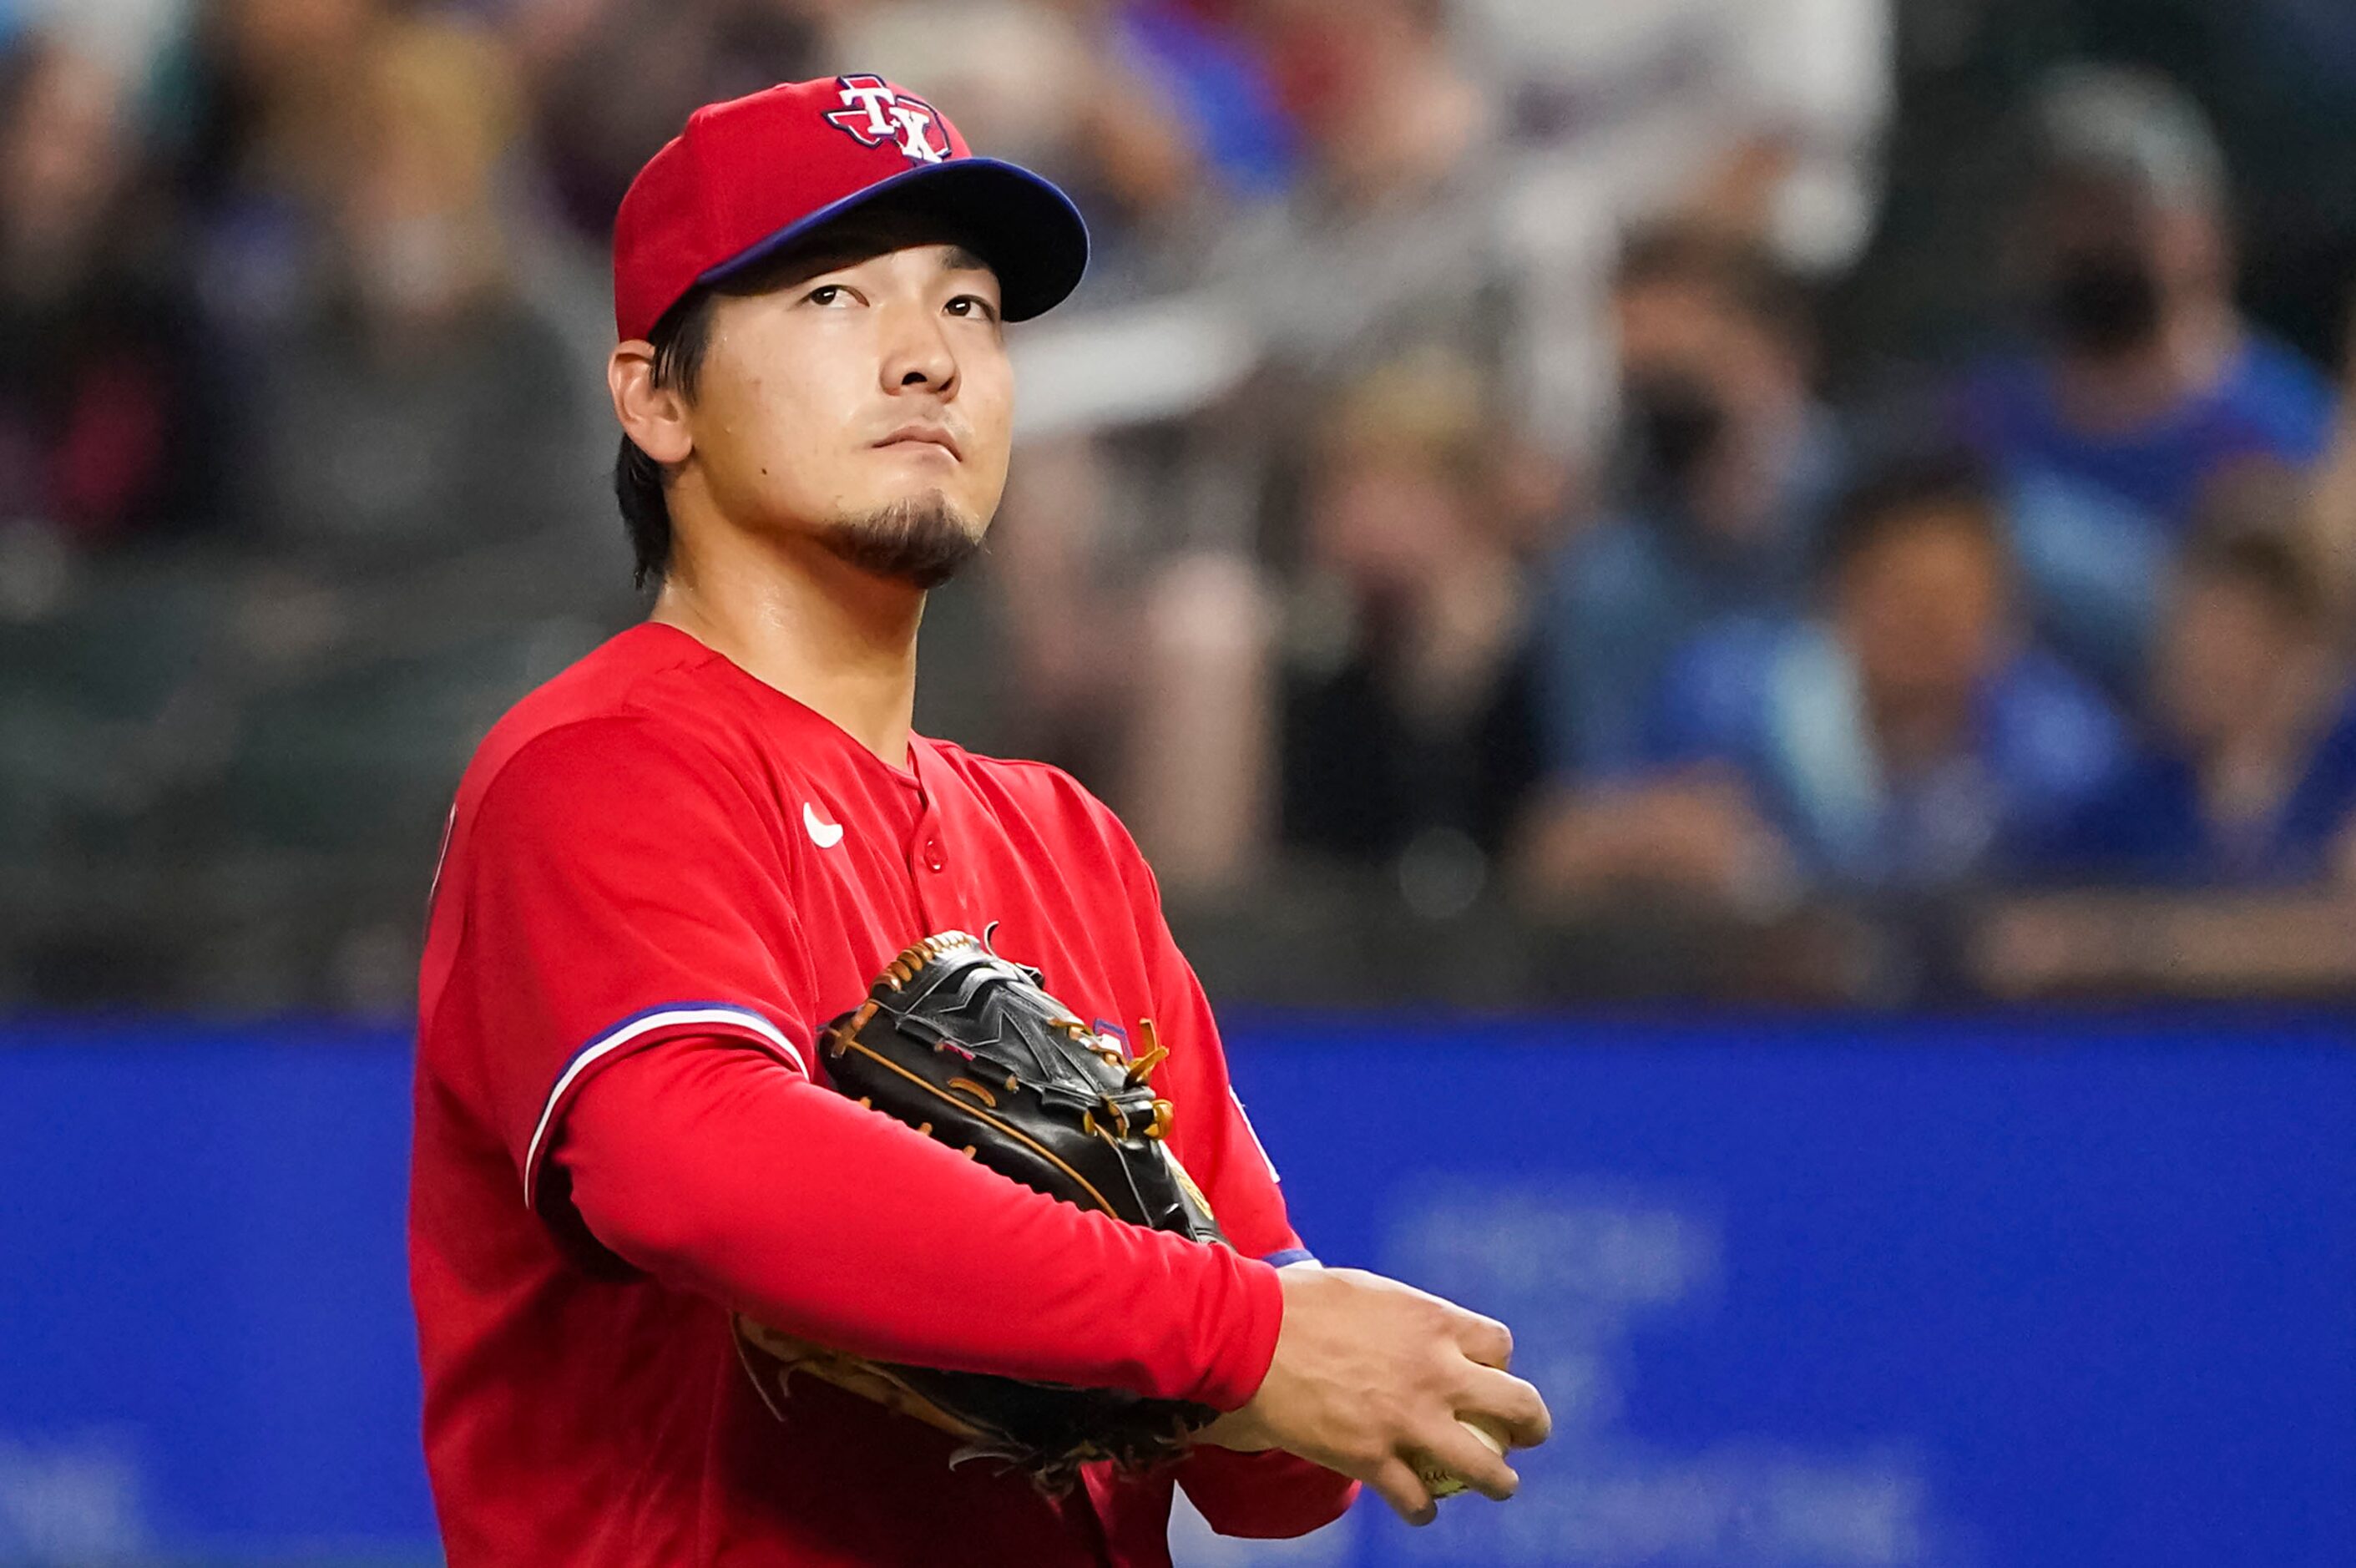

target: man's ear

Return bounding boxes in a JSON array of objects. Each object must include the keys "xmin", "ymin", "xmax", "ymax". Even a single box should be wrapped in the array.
[{"xmin": 609, "ymin": 341, "xmax": 693, "ymax": 465}]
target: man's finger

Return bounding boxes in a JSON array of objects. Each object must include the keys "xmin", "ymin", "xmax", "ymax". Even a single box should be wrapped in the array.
[
  {"xmin": 1459, "ymin": 1363, "xmax": 1553, "ymax": 1449},
  {"xmin": 1415, "ymin": 1421, "xmax": 1519, "ymax": 1503},
  {"xmin": 1364, "ymin": 1456, "xmax": 1439, "ymax": 1526},
  {"xmin": 1450, "ymin": 1308, "xmax": 1514, "ymax": 1370}
]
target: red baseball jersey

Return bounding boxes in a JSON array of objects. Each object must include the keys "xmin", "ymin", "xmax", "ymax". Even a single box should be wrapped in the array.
[{"xmin": 410, "ymin": 621, "xmax": 1352, "ymax": 1565}]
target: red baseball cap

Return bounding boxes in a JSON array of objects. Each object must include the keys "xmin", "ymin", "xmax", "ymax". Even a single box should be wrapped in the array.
[{"xmin": 612, "ymin": 74, "xmax": 1089, "ymax": 342}]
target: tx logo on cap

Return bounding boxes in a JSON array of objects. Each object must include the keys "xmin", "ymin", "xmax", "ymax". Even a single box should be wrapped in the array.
[{"xmin": 825, "ymin": 75, "xmax": 948, "ymax": 164}]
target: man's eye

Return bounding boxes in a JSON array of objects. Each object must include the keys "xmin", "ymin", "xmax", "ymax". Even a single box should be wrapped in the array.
[
  {"xmin": 947, "ymin": 296, "xmax": 999, "ymax": 321},
  {"xmin": 807, "ymin": 285, "xmax": 846, "ymax": 306}
]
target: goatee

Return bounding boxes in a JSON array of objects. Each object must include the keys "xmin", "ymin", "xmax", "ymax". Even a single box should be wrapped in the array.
[{"xmin": 822, "ymin": 493, "xmax": 985, "ymax": 589}]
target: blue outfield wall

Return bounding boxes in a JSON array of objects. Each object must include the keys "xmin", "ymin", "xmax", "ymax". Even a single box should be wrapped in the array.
[{"xmin": 2, "ymin": 1012, "xmax": 2352, "ymax": 1567}]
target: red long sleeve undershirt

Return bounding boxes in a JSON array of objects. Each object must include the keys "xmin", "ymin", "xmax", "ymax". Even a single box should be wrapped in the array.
[{"xmin": 555, "ymin": 1034, "xmax": 1284, "ymax": 1411}]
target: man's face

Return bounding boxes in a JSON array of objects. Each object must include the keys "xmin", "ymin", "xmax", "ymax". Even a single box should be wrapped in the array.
[
  {"xmin": 2025, "ymin": 174, "xmax": 2223, "ymax": 354},
  {"xmin": 1838, "ymin": 507, "xmax": 2010, "ymax": 716},
  {"xmin": 1307, "ymin": 450, "xmax": 1472, "ymax": 597},
  {"xmin": 1613, "ymin": 276, "xmax": 1789, "ymax": 488},
  {"xmin": 680, "ymin": 235, "xmax": 1014, "ymax": 585}
]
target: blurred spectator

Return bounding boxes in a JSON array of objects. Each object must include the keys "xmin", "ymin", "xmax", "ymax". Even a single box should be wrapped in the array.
[
  {"xmin": 1524, "ymin": 455, "xmax": 2123, "ymax": 906},
  {"xmin": 227, "ymin": 14, "xmax": 606, "ymax": 605},
  {"xmin": 0, "ymin": 33, "xmax": 220, "ymax": 556},
  {"xmin": 1954, "ymin": 65, "xmax": 2338, "ymax": 690},
  {"xmin": 1534, "ymin": 225, "xmax": 1840, "ymax": 783},
  {"xmin": 1466, "ymin": 0, "xmax": 1890, "ymax": 454},
  {"xmin": 1976, "ymin": 523, "xmax": 2356, "ymax": 1001},
  {"xmin": 1111, "ymin": 348, "xmax": 1544, "ymax": 903},
  {"xmin": 1273, "ymin": 350, "xmax": 1540, "ymax": 891},
  {"xmin": 159, "ymin": 0, "xmax": 392, "ymax": 336},
  {"xmin": 8, "ymin": 2, "xmax": 2356, "ymax": 1007},
  {"xmin": 204, "ymin": 15, "xmax": 618, "ymax": 888},
  {"xmin": 1202, "ymin": 0, "xmax": 1502, "ymax": 383},
  {"xmin": 2042, "ymin": 526, "xmax": 2356, "ymax": 887},
  {"xmin": 1098, "ymin": 0, "xmax": 1533, "ymax": 892},
  {"xmin": 0, "ymin": 33, "xmax": 216, "ymax": 918}
]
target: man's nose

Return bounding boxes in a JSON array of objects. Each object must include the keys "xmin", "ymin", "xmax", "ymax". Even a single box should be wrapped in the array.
[{"xmin": 881, "ymin": 306, "xmax": 958, "ymax": 395}]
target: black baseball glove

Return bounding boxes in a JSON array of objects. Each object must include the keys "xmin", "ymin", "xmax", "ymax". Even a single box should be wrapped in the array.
[{"xmin": 733, "ymin": 929, "xmax": 1230, "ymax": 1492}]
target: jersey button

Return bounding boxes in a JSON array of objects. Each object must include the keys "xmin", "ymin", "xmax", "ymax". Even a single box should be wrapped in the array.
[{"xmin": 922, "ymin": 836, "xmax": 946, "ymax": 873}]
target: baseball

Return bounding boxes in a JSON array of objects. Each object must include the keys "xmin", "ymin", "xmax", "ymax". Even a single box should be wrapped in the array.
[{"xmin": 1418, "ymin": 1414, "xmax": 1511, "ymax": 1499}]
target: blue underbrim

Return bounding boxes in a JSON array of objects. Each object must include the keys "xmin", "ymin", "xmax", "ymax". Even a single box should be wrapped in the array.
[{"xmin": 695, "ymin": 156, "xmax": 1090, "ymax": 322}]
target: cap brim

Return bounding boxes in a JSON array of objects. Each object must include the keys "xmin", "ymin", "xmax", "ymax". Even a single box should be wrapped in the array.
[{"xmin": 696, "ymin": 157, "xmax": 1089, "ymax": 322}]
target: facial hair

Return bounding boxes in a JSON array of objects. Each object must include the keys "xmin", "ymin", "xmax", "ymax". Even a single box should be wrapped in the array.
[{"xmin": 821, "ymin": 493, "xmax": 985, "ymax": 589}]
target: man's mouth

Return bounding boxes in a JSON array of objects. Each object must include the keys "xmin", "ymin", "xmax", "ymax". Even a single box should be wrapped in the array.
[{"xmin": 875, "ymin": 424, "xmax": 962, "ymax": 461}]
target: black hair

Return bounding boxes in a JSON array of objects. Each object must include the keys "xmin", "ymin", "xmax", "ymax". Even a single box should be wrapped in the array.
[
  {"xmin": 1817, "ymin": 449, "xmax": 2006, "ymax": 582},
  {"xmin": 1614, "ymin": 221, "xmax": 1816, "ymax": 357},
  {"xmin": 614, "ymin": 286, "xmax": 724, "ymax": 590}
]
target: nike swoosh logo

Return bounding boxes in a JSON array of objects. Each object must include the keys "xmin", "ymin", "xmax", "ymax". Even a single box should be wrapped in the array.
[{"xmin": 803, "ymin": 802, "xmax": 845, "ymax": 849}]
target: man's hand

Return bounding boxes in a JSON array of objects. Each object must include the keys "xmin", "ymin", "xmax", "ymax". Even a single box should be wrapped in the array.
[
  {"xmin": 1196, "ymin": 1267, "xmax": 1553, "ymax": 1525},
  {"xmin": 1517, "ymin": 769, "xmax": 1794, "ymax": 913}
]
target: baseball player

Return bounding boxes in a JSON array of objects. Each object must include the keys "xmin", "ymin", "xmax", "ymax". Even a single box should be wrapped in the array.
[{"xmin": 409, "ymin": 75, "xmax": 1550, "ymax": 1566}]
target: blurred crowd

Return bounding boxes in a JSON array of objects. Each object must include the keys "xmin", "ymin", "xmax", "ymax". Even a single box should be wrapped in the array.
[{"xmin": 7, "ymin": 0, "xmax": 2356, "ymax": 1012}]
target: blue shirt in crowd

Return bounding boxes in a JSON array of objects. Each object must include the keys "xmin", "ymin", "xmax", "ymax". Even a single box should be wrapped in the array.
[
  {"xmin": 2040, "ymin": 688, "xmax": 2356, "ymax": 886},
  {"xmin": 1955, "ymin": 336, "xmax": 2337, "ymax": 695},
  {"xmin": 1538, "ymin": 415, "xmax": 1844, "ymax": 779},
  {"xmin": 1645, "ymin": 619, "xmax": 2127, "ymax": 891},
  {"xmin": 1957, "ymin": 335, "xmax": 2335, "ymax": 525}
]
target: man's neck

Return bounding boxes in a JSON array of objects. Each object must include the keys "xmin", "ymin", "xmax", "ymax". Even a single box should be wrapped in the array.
[{"xmin": 650, "ymin": 526, "xmax": 926, "ymax": 771}]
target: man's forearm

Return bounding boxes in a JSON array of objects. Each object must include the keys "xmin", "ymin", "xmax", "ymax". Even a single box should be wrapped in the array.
[{"xmin": 556, "ymin": 1034, "xmax": 1283, "ymax": 1408}]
